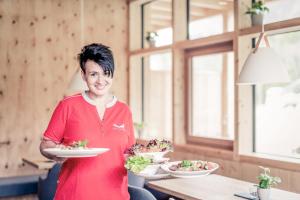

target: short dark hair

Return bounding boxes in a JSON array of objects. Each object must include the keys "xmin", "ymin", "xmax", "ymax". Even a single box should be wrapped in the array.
[{"xmin": 78, "ymin": 43, "xmax": 114, "ymax": 77}]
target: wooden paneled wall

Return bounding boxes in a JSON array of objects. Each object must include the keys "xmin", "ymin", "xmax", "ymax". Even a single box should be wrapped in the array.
[{"xmin": 0, "ymin": 0, "xmax": 128, "ymax": 177}]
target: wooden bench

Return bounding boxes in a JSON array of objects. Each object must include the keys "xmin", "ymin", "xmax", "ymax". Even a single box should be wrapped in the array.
[{"xmin": 0, "ymin": 175, "xmax": 42, "ymax": 197}]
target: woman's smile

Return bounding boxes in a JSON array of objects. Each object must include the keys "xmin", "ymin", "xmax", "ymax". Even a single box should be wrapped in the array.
[
  {"xmin": 95, "ymin": 84, "xmax": 106, "ymax": 90},
  {"xmin": 81, "ymin": 60, "xmax": 113, "ymax": 98}
]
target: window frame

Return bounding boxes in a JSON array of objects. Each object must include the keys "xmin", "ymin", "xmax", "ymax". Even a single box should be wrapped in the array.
[
  {"xmin": 187, "ymin": 0, "xmax": 234, "ymax": 40},
  {"xmin": 252, "ymin": 29, "xmax": 300, "ymax": 159},
  {"xmin": 141, "ymin": 0, "xmax": 173, "ymax": 49},
  {"xmin": 238, "ymin": 18, "xmax": 300, "ymax": 169},
  {"xmin": 129, "ymin": 0, "xmax": 300, "ymax": 171},
  {"xmin": 129, "ymin": 50, "xmax": 173, "ymax": 140},
  {"xmin": 185, "ymin": 41, "xmax": 234, "ymax": 150}
]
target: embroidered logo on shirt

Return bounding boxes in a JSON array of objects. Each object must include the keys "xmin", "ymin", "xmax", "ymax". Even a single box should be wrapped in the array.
[{"xmin": 113, "ymin": 123, "xmax": 125, "ymax": 131}]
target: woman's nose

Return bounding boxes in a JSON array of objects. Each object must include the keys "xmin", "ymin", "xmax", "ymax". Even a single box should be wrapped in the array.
[{"xmin": 96, "ymin": 75, "xmax": 106, "ymax": 83}]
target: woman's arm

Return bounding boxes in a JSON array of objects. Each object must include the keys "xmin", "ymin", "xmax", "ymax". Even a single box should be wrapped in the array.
[{"xmin": 40, "ymin": 138, "xmax": 66, "ymax": 162}]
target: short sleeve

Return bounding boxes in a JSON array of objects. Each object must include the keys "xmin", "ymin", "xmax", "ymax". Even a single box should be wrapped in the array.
[
  {"xmin": 43, "ymin": 101, "xmax": 68, "ymax": 143},
  {"xmin": 126, "ymin": 109, "xmax": 136, "ymax": 149}
]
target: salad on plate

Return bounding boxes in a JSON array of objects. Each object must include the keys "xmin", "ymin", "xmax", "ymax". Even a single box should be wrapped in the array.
[
  {"xmin": 125, "ymin": 155, "xmax": 152, "ymax": 173},
  {"xmin": 59, "ymin": 140, "xmax": 89, "ymax": 150},
  {"xmin": 161, "ymin": 160, "xmax": 219, "ymax": 177},
  {"xmin": 169, "ymin": 160, "xmax": 215, "ymax": 171},
  {"xmin": 125, "ymin": 155, "xmax": 169, "ymax": 179},
  {"xmin": 129, "ymin": 139, "xmax": 173, "ymax": 153},
  {"xmin": 44, "ymin": 140, "xmax": 109, "ymax": 158},
  {"xmin": 127, "ymin": 139, "xmax": 173, "ymax": 160}
]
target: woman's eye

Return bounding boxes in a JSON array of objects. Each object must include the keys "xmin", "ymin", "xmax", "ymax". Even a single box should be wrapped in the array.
[{"xmin": 90, "ymin": 73, "xmax": 97, "ymax": 77}]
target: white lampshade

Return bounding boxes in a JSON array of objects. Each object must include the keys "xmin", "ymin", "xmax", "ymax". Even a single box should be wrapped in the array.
[
  {"xmin": 65, "ymin": 69, "xmax": 88, "ymax": 95},
  {"xmin": 238, "ymin": 47, "xmax": 290, "ymax": 85}
]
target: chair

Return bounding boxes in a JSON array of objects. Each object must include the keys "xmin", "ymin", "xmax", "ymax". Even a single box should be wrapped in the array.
[
  {"xmin": 37, "ymin": 163, "xmax": 61, "ymax": 200},
  {"xmin": 128, "ymin": 185, "xmax": 157, "ymax": 200},
  {"xmin": 127, "ymin": 171, "xmax": 173, "ymax": 200}
]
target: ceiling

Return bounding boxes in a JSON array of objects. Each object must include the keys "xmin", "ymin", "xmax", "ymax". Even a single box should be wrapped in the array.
[{"xmin": 144, "ymin": 0, "xmax": 234, "ymax": 31}]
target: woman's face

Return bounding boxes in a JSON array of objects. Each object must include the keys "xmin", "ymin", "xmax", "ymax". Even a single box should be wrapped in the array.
[{"xmin": 81, "ymin": 60, "xmax": 113, "ymax": 98}]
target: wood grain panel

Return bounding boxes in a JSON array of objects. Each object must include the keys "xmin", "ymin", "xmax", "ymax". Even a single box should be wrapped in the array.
[
  {"xmin": 82, "ymin": 0, "xmax": 128, "ymax": 102},
  {"xmin": 0, "ymin": 0, "xmax": 128, "ymax": 179}
]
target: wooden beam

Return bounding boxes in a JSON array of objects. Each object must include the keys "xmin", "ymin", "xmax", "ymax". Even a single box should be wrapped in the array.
[
  {"xmin": 190, "ymin": 6, "xmax": 223, "ymax": 17},
  {"xmin": 190, "ymin": 0, "xmax": 230, "ymax": 10},
  {"xmin": 150, "ymin": 1, "xmax": 172, "ymax": 10},
  {"xmin": 151, "ymin": 25, "xmax": 170, "ymax": 31},
  {"xmin": 150, "ymin": 5, "xmax": 171, "ymax": 12},
  {"xmin": 239, "ymin": 17, "xmax": 300, "ymax": 36},
  {"xmin": 151, "ymin": 14, "xmax": 172, "ymax": 20},
  {"xmin": 129, "ymin": 44, "xmax": 172, "ymax": 56},
  {"xmin": 175, "ymin": 32, "xmax": 234, "ymax": 50},
  {"xmin": 240, "ymin": 154, "xmax": 300, "ymax": 172},
  {"xmin": 150, "ymin": 19, "xmax": 171, "ymax": 27},
  {"xmin": 149, "ymin": 9, "xmax": 171, "ymax": 17},
  {"xmin": 189, "ymin": 10, "xmax": 227, "ymax": 21}
]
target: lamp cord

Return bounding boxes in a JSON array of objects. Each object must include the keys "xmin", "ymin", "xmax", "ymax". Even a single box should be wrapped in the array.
[{"xmin": 253, "ymin": 0, "xmax": 270, "ymax": 53}]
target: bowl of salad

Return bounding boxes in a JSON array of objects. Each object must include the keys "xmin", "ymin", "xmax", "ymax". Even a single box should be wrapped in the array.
[
  {"xmin": 125, "ymin": 155, "xmax": 168, "ymax": 179},
  {"xmin": 161, "ymin": 160, "xmax": 219, "ymax": 177},
  {"xmin": 129, "ymin": 139, "xmax": 173, "ymax": 160},
  {"xmin": 125, "ymin": 155, "xmax": 152, "ymax": 174}
]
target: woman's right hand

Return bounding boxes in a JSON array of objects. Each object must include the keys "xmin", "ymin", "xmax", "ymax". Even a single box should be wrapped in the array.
[{"xmin": 40, "ymin": 138, "xmax": 67, "ymax": 163}]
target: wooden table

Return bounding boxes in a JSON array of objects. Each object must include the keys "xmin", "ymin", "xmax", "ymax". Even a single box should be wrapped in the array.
[
  {"xmin": 22, "ymin": 157, "xmax": 55, "ymax": 170},
  {"xmin": 147, "ymin": 174, "xmax": 300, "ymax": 200}
]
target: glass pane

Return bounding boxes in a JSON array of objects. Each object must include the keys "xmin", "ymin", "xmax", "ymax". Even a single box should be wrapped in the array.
[
  {"xmin": 191, "ymin": 52, "xmax": 234, "ymax": 139},
  {"xmin": 130, "ymin": 53, "xmax": 172, "ymax": 140},
  {"xmin": 144, "ymin": 52, "xmax": 172, "ymax": 140},
  {"xmin": 188, "ymin": 0, "xmax": 234, "ymax": 39},
  {"xmin": 255, "ymin": 31, "xmax": 300, "ymax": 159},
  {"xmin": 143, "ymin": 0, "xmax": 173, "ymax": 48},
  {"xmin": 264, "ymin": 0, "xmax": 300, "ymax": 24},
  {"xmin": 129, "ymin": 56, "xmax": 143, "ymax": 139}
]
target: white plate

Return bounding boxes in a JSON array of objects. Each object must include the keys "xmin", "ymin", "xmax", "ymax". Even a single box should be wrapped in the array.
[
  {"xmin": 44, "ymin": 148, "xmax": 110, "ymax": 158},
  {"xmin": 161, "ymin": 161, "xmax": 219, "ymax": 176},
  {"xmin": 152, "ymin": 157, "xmax": 170, "ymax": 164},
  {"xmin": 135, "ymin": 167, "xmax": 170, "ymax": 180},
  {"xmin": 170, "ymin": 173, "xmax": 209, "ymax": 178},
  {"xmin": 137, "ymin": 172, "xmax": 171, "ymax": 180}
]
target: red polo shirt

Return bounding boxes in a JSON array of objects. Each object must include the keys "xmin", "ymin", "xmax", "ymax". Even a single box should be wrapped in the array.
[{"xmin": 43, "ymin": 93, "xmax": 135, "ymax": 200}]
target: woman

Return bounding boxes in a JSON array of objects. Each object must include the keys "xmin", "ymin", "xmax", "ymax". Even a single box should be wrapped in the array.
[{"xmin": 40, "ymin": 43, "xmax": 135, "ymax": 200}]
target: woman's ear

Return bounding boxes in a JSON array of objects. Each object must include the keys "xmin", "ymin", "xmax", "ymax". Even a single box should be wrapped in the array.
[{"xmin": 81, "ymin": 70, "xmax": 86, "ymax": 82}]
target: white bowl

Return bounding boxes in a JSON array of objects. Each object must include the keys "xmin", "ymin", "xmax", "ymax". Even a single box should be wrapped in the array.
[
  {"xmin": 135, "ymin": 167, "xmax": 170, "ymax": 180},
  {"xmin": 138, "ymin": 164, "xmax": 161, "ymax": 176},
  {"xmin": 135, "ymin": 151, "xmax": 169, "ymax": 160}
]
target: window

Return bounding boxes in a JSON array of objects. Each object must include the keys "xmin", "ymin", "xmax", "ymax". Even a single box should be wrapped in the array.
[
  {"xmin": 142, "ymin": 0, "xmax": 173, "ymax": 48},
  {"xmin": 187, "ymin": 44, "xmax": 234, "ymax": 149},
  {"xmin": 264, "ymin": 0, "xmax": 300, "ymax": 24},
  {"xmin": 254, "ymin": 31, "xmax": 300, "ymax": 159},
  {"xmin": 130, "ymin": 52, "xmax": 172, "ymax": 140},
  {"xmin": 188, "ymin": 0, "xmax": 234, "ymax": 40}
]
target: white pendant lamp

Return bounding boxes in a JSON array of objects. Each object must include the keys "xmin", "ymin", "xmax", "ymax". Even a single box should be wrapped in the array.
[
  {"xmin": 65, "ymin": 68, "xmax": 88, "ymax": 95},
  {"xmin": 238, "ymin": 32, "xmax": 290, "ymax": 85}
]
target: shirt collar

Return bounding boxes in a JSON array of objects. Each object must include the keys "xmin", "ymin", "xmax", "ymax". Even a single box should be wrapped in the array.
[{"xmin": 81, "ymin": 91, "xmax": 117, "ymax": 108}]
